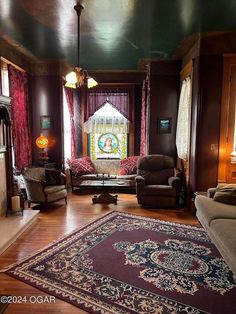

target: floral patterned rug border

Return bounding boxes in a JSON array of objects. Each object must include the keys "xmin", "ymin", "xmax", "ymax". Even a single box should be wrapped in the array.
[{"xmin": 2, "ymin": 211, "xmax": 236, "ymax": 314}]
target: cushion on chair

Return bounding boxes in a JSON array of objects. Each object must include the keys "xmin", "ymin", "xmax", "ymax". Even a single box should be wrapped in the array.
[
  {"xmin": 23, "ymin": 167, "xmax": 46, "ymax": 181},
  {"xmin": 44, "ymin": 185, "xmax": 66, "ymax": 194},
  {"xmin": 119, "ymin": 156, "xmax": 140, "ymax": 175},
  {"xmin": 137, "ymin": 154, "xmax": 174, "ymax": 171},
  {"xmin": 47, "ymin": 189, "xmax": 67, "ymax": 202},
  {"xmin": 67, "ymin": 157, "xmax": 95, "ymax": 176},
  {"xmin": 213, "ymin": 184, "xmax": 236, "ymax": 205},
  {"xmin": 45, "ymin": 169, "xmax": 62, "ymax": 185}
]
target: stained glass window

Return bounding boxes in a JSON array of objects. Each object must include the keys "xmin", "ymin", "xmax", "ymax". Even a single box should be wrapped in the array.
[{"xmin": 88, "ymin": 103, "xmax": 128, "ymax": 160}]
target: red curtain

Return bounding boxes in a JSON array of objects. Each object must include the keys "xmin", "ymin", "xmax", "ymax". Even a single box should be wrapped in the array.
[
  {"xmin": 8, "ymin": 65, "xmax": 32, "ymax": 170},
  {"xmin": 64, "ymin": 87, "xmax": 76, "ymax": 159},
  {"xmin": 140, "ymin": 72, "xmax": 150, "ymax": 155},
  {"xmin": 86, "ymin": 88, "xmax": 131, "ymax": 121}
]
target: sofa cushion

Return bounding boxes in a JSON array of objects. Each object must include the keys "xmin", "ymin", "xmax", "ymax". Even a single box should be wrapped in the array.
[
  {"xmin": 117, "ymin": 174, "xmax": 137, "ymax": 180},
  {"xmin": 92, "ymin": 159, "xmax": 121, "ymax": 175},
  {"xmin": 67, "ymin": 157, "xmax": 95, "ymax": 176},
  {"xmin": 119, "ymin": 156, "xmax": 140, "ymax": 175},
  {"xmin": 195, "ymin": 195, "xmax": 236, "ymax": 227},
  {"xmin": 210, "ymin": 219, "xmax": 236, "ymax": 275},
  {"xmin": 213, "ymin": 184, "xmax": 236, "ymax": 205}
]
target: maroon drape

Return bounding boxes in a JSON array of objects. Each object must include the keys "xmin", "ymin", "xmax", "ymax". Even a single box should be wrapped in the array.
[
  {"xmin": 8, "ymin": 65, "xmax": 32, "ymax": 170},
  {"xmin": 64, "ymin": 87, "xmax": 76, "ymax": 159},
  {"xmin": 86, "ymin": 88, "xmax": 131, "ymax": 121}
]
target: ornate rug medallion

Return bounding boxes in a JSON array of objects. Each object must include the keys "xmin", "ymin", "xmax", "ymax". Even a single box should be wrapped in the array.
[
  {"xmin": 2, "ymin": 211, "xmax": 236, "ymax": 314},
  {"xmin": 113, "ymin": 239, "xmax": 233, "ymax": 295}
]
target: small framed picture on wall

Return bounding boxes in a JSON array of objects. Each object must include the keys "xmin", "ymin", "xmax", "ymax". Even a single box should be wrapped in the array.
[
  {"xmin": 157, "ymin": 117, "xmax": 172, "ymax": 134},
  {"xmin": 40, "ymin": 115, "xmax": 52, "ymax": 130}
]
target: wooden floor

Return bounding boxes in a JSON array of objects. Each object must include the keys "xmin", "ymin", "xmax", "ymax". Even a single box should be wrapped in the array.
[{"xmin": 0, "ymin": 192, "xmax": 199, "ymax": 314}]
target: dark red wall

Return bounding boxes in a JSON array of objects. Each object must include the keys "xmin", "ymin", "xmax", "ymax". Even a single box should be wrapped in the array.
[
  {"xmin": 148, "ymin": 61, "xmax": 180, "ymax": 159},
  {"xmin": 30, "ymin": 75, "xmax": 63, "ymax": 168}
]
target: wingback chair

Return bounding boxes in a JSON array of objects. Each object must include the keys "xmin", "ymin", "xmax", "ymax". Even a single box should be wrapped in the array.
[
  {"xmin": 136, "ymin": 155, "xmax": 181, "ymax": 208},
  {"xmin": 23, "ymin": 167, "xmax": 67, "ymax": 207}
]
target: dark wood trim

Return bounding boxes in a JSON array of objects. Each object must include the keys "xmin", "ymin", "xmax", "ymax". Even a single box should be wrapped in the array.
[
  {"xmin": 218, "ymin": 55, "xmax": 236, "ymax": 183},
  {"xmin": 0, "ymin": 95, "xmax": 13, "ymax": 209}
]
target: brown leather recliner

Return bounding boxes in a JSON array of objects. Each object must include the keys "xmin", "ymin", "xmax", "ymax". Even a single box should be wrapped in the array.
[{"xmin": 136, "ymin": 155, "xmax": 181, "ymax": 208}]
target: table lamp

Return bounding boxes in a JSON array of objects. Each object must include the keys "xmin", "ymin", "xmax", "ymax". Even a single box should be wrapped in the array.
[{"xmin": 36, "ymin": 133, "xmax": 49, "ymax": 164}]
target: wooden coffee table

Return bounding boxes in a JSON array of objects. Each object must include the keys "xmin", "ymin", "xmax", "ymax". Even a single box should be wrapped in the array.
[{"xmin": 79, "ymin": 179, "xmax": 135, "ymax": 204}]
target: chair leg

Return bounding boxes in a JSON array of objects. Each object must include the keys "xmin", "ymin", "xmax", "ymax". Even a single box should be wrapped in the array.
[
  {"xmin": 28, "ymin": 201, "xmax": 31, "ymax": 208},
  {"xmin": 65, "ymin": 197, "xmax": 67, "ymax": 204}
]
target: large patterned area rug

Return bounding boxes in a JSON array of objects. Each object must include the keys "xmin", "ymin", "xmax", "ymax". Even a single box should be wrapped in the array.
[{"xmin": 3, "ymin": 212, "xmax": 236, "ymax": 314}]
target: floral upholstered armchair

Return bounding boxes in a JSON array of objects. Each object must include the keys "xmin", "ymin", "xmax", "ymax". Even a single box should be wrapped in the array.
[
  {"xmin": 23, "ymin": 167, "xmax": 67, "ymax": 207},
  {"xmin": 136, "ymin": 155, "xmax": 181, "ymax": 208}
]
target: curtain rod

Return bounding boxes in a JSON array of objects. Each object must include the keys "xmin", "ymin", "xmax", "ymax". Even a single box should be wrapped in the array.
[{"xmin": 0, "ymin": 57, "xmax": 26, "ymax": 72}]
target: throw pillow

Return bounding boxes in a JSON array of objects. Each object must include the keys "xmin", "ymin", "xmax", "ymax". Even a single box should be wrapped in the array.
[
  {"xmin": 45, "ymin": 169, "xmax": 62, "ymax": 186},
  {"xmin": 213, "ymin": 184, "xmax": 236, "ymax": 205},
  {"xmin": 119, "ymin": 156, "xmax": 140, "ymax": 175},
  {"xmin": 67, "ymin": 157, "xmax": 95, "ymax": 176}
]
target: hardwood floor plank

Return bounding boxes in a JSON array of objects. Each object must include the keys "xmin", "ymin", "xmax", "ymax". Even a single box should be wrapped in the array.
[{"xmin": 0, "ymin": 192, "xmax": 199, "ymax": 313}]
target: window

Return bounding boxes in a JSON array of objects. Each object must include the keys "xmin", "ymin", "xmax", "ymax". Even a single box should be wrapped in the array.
[
  {"xmin": 0, "ymin": 59, "xmax": 10, "ymax": 96},
  {"xmin": 87, "ymin": 102, "xmax": 129, "ymax": 159}
]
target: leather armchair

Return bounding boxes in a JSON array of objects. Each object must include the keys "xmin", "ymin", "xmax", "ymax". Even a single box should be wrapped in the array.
[
  {"xmin": 136, "ymin": 155, "xmax": 181, "ymax": 208},
  {"xmin": 23, "ymin": 167, "xmax": 67, "ymax": 207}
]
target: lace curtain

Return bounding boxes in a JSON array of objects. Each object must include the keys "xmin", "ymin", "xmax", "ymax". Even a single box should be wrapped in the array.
[
  {"xmin": 140, "ymin": 65, "xmax": 150, "ymax": 155},
  {"xmin": 176, "ymin": 77, "xmax": 192, "ymax": 160},
  {"xmin": 84, "ymin": 102, "xmax": 129, "ymax": 134}
]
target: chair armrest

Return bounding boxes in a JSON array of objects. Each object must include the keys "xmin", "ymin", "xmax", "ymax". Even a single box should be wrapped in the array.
[
  {"xmin": 207, "ymin": 187, "xmax": 216, "ymax": 198},
  {"xmin": 135, "ymin": 175, "xmax": 145, "ymax": 184},
  {"xmin": 168, "ymin": 176, "xmax": 181, "ymax": 193},
  {"xmin": 59, "ymin": 173, "xmax": 67, "ymax": 185},
  {"xmin": 135, "ymin": 176, "xmax": 145, "ymax": 204}
]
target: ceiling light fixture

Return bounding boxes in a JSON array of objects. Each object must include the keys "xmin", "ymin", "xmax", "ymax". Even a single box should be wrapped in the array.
[{"xmin": 65, "ymin": 2, "xmax": 98, "ymax": 89}]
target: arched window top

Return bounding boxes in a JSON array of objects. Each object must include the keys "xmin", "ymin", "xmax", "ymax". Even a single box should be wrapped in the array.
[
  {"xmin": 84, "ymin": 101, "xmax": 129, "ymax": 135},
  {"xmin": 93, "ymin": 102, "xmax": 127, "ymax": 119}
]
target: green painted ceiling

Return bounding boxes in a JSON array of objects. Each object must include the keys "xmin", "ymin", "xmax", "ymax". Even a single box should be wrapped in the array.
[{"xmin": 0, "ymin": 0, "xmax": 236, "ymax": 70}]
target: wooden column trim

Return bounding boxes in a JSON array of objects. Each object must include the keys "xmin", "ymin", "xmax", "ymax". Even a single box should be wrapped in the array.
[{"xmin": 180, "ymin": 60, "xmax": 193, "ymax": 83}]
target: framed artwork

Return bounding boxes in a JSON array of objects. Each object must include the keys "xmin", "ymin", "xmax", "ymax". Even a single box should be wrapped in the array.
[
  {"xmin": 157, "ymin": 117, "xmax": 172, "ymax": 134},
  {"xmin": 98, "ymin": 132, "xmax": 119, "ymax": 154},
  {"xmin": 40, "ymin": 115, "xmax": 52, "ymax": 130}
]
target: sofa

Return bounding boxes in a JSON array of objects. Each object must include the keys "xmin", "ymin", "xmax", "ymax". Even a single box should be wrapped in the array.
[
  {"xmin": 68, "ymin": 157, "xmax": 138, "ymax": 191},
  {"xmin": 195, "ymin": 187, "xmax": 236, "ymax": 276},
  {"xmin": 136, "ymin": 155, "xmax": 181, "ymax": 208}
]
